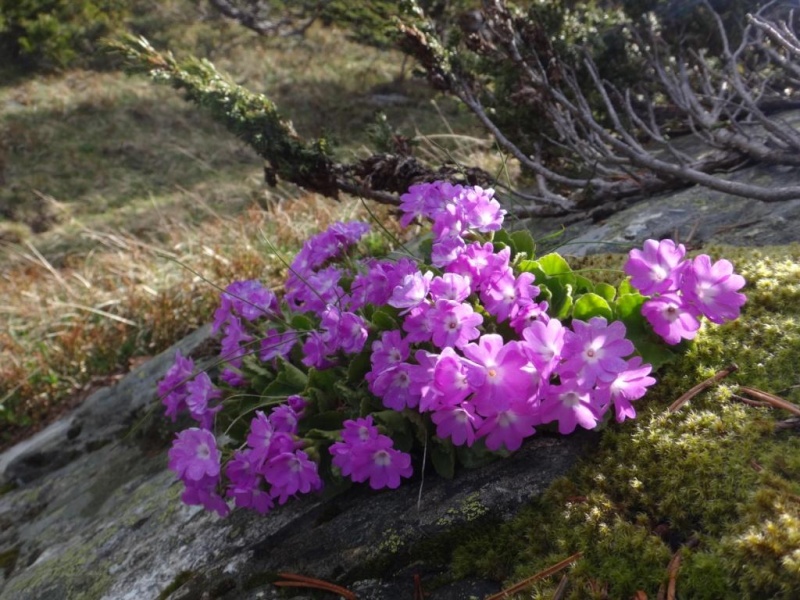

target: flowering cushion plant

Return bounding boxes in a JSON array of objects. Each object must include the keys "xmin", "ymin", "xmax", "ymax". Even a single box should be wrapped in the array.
[{"xmin": 157, "ymin": 182, "xmax": 747, "ymax": 516}]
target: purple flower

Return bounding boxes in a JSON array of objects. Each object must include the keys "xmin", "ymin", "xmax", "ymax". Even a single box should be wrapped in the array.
[
  {"xmin": 624, "ymin": 239, "xmax": 688, "ymax": 296},
  {"xmin": 349, "ymin": 439, "xmax": 413, "ymax": 490},
  {"xmin": 158, "ymin": 351, "xmax": 194, "ymax": 421},
  {"xmin": 594, "ymin": 357, "xmax": 656, "ymax": 422},
  {"xmin": 259, "ymin": 329, "xmax": 297, "ymax": 363},
  {"xmin": 263, "ymin": 450, "xmax": 322, "ymax": 505},
  {"xmin": 481, "ymin": 271, "xmax": 537, "ymax": 323},
  {"xmin": 370, "ymin": 330, "xmax": 411, "ymax": 373},
  {"xmin": 431, "ymin": 347, "xmax": 485, "ymax": 408},
  {"xmin": 220, "ymin": 316, "xmax": 252, "ymax": 369},
  {"xmin": 340, "ymin": 416, "xmax": 380, "ymax": 446},
  {"xmin": 446, "ymin": 242, "xmax": 509, "ymax": 290},
  {"xmin": 432, "ymin": 402, "xmax": 483, "ymax": 447},
  {"xmin": 431, "ymin": 236, "xmax": 467, "ymax": 268},
  {"xmin": 461, "ymin": 334, "xmax": 536, "ymax": 417},
  {"xmin": 462, "ymin": 186, "xmax": 505, "ymax": 231},
  {"xmin": 269, "ymin": 404, "xmax": 299, "ymax": 433},
  {"xmin": 522, "ymin": 318, "xmax": 566, "ymax": 378},
  {"xmin": 181, "ymin": 475, "xmax": 230, "ymax": 517},
  {"xmin": 226, "ymin": 449, "xmax": 274, "ymax": 514},
  {"xmin": 641, "ymin": 293, "xmax": 702, "ymax": 345},
  {"xmin": 185, "ymin": 372, "xmax": 222, "ymax": 430},
  {"xmin": 681, "ymin": 255, "xmax": 746, "ymax": 324},
  {"xmin": 286, "ymin": 394, "xmax": 308, "ymax": 416},
  {"xmin": 220, "ymin": 368, "xmax": 246, "ymax": 388},
  {"xmin": 402, "ymin": 302, "xmax": 435, "ymax": 344},
  {"xmin": 430, "ymin": 300, "xmax": 483, "ymax": 349},
  {"xmin": 368, "ymin": 362, "xmax": 420, "ymax": 411},
  {"xmin": 430, "ymin": 273, "xmax": 472, "ymax": 303},
  {"xmin": 476, "ymin": 400, "xmax": 539, "ymax": 451},
  {"xmin": 389, "ymin": 270, "xmax": 434, "ymax": 310},
  {"xmin": 246, "ymin": 411, "xmax": 297, "ymax": 469},
  {"xmin": 539, "ymin": 381, "xmax": 601, "ymax": 434},
  {"xmin": 168, "ymin": 428, "xmax": 222, "ymax": 482},
  {"xmin": 509, "ymin": 300, "xmax": 550, "ymax": 335},
  {"xmin": 320, "ymin": 305, "xmax": 369, "ymax": 355},
  {"xmin": 301, "ymin": 331, "xmax": 335, "ymax": 369},
  {"xmin": 561, "ymin": 318, "xmax": 634, "ymax": 388}
]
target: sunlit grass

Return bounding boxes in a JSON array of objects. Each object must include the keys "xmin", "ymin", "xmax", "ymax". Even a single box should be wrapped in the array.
[{"xmin": 0, "ymin": 1, "xmax": 501, "ymax": 447}]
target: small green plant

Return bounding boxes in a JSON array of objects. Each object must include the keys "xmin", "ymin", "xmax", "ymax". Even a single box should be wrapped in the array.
[{"xmin": 0, "ymin": 0, "xmax": 127, "ymax": 72}]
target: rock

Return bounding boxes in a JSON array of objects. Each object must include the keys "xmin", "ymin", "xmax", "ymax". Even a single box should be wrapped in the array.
[
  {"xmin": 0, "ymin": 325, "xmax": 214, "ymax": 486},
  {"xmin": 521, "ymin": 159, "xmax": 800, "ymax": 256}
]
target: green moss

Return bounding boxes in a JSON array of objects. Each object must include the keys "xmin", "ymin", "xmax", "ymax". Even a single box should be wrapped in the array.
[
  {"xmin": 0, "ymin": 546, "xmax": 20, "ymax": 578},
  {"xmin": 157, "ymin": 570, "xmax": 195, "ymax": 600},
  {"xmin": 448, "ymin": 245, "xmax": 800, "ymax": 599}
]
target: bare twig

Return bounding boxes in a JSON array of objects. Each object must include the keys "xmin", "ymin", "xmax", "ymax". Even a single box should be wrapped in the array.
[
  {"xmin": 484, "ymin": 552, "xmax": 582, "ymax": 600},
  {"xmin": 668, "ymin": 364, "xmax": 739, "ymax": 412},
  {"xmin": 738, "ymin": 386, "xmax": 800, "ymax": 417}
]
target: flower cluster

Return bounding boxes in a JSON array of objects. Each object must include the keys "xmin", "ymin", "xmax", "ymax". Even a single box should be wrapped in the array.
[
  {"xmin": 625, "ymin": 239, "xmax": 746, "ymax": 344},
  {"xmin": 158, "ymin": 181, "xmax": 746, "ymax": 518}
]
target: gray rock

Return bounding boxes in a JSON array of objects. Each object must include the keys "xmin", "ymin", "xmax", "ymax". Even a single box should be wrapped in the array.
[
  {"xmin": 0, "ymin": 324, "xmax": 215, "ymax": 486},
  {"xmin": 520, "ymin": 162, "xmax": 800, "ymax": 256}
]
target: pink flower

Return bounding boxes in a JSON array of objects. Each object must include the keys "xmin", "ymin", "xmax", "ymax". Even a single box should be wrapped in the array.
[
  {"xmin": 641, "ymin": 293, "xmax": 702, "ymax": 345},
  {"xmin": 682, "ymin": 255, "xmax": 746, "ymax": 324},
  {"xmin": 522, "ymin": 318, "xmax": 566, "ymax": 378},
  {"xmin": 158, "ymin": 351, "xmax": 194, "ymax": 421},
  {"xmin": 263, "ymin": 450, "xmax": 322, "ymax": 505},
  {"xmin": 476, "ymin": 400, "xmax": 539, "ymax": 451},
  {"xmin": 594, "ymin": 357, "xmax": 656, "ymax": 422},
  {"xmin": 431, "ymin": 347, "xmax": 485, "ymax": 408},
  {"xmin": 540, "ymin": 381, "xmax": 601, "ymax": 434},
  {"xmin": 350, "ymin": 440, "xmax": 413, "ymax": 489},
  {"xmin": 561, "ymin": 318, "xmax": 634, "ymax": 388},
  {"xmin": 480, "ymin": 271, "xmax": 537, "ymax": 322},
  {"xmin": 389, "ymin": 271, "xmax": 434, "ymax": 310},
  {"xmin": 462, "ymin": 335, "xmax": 535, "ymax": 416},
  {"xmin": 168, "ymin": 428, "xmax": 222, "ymax": 482},
  {"xmin": 370, "ymin": 330, "xmax": 411, "ymax": 373},
  {"xmin": 624, "ymin": 239, "xmax": 688, "ymax": 296},
  {"xmin": 432, "ymin": 402, "xmax": 483, "ymax": 446},
  {"xmin": 430, "ymin": 300, "xmax": 483, "ymax": 349},
  {"xmin": 430, "ymin": 273, "xmax": 472, "ymax": 303},
  {"xmin": 185, "ymin": 372, "xmax": 222, "ymax": 430}
]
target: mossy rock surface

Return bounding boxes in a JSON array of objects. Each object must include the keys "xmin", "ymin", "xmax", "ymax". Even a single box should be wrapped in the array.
[{"xmin": 0, "ymin": 245, "xmax": 799, "ymax": 599}]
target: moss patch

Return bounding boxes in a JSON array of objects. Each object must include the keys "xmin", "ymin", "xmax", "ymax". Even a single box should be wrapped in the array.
[{"xmin": 451, "ymin": 245, "xmax": 800, "ymax": 599}]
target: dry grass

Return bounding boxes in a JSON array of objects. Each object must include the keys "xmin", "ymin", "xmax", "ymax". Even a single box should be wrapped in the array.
[{"xmin": 0, "ymin": 2, "xmax": 501, "ymax": 448}]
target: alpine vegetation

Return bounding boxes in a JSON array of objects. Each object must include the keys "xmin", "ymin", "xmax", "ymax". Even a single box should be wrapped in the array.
[{"xmin": 158, "ymin": 182, "xmax": 746, "ymax": 516}]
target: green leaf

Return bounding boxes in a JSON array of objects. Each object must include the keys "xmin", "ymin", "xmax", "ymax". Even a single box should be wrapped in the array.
[
  {"xmin": 595, "ymin": 282, "xmax": 617, "ymax": 303},
  {"xmin": 534, "ymin": 253, "xmax": 574, "ymax": 279},
  {"xmin": 298, "ymin": 411, "xmax": 346, "ymax": 435},
  {"xmin": 617, "ymin": 277, "xmax": 638, "ymax": 297},
  {"xmin": 509, "ymin": 229, "xmax": 536, "ymax": 258},
  {"xmin": 554, "ymin": 292, "xmax": 574, "ymax": 320},
  {"xmin": 455, "ymin": 440, "xmax": 502, "ymax": 469},
  {"xmin": 371, "ymin": 307, "xmax": 400, "ymax": 331},
  {"xmin": 574, "ymin": 274, "xmax": 594, "ymax": 295},
  {"xmin": 431, "ymin": 440, "xmax": 455, "ymax": 479},
  {"xmin": 573, "ymin": 293, "xmax": 614, "ymax": 322},
  {"xmin": 290, "ymin": 314, "xmax": 315, "ymax": 331},
  {"xmin": 261, "ymin": 359, "xmax": 308, "ymax": 397},
  {"xmin": 494, "ymin": 229, "xmax": 513, "ymax": 248},
  {"xmin": 347, "ymin": 351, "xmax": 372, "ymax": 384},
  {"xmin": 614, "ymin": 292, "xmax": 646, "ymax": 322}
]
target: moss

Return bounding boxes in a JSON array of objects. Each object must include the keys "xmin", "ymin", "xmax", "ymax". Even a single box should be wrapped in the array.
[
  {"xmin": 0, "ymin": 545, "xmax": 20, "ymax": 578},
  {"xmin": 157, "ymin": 570, "xmax": 195, "ymax": 600},
  {"xmin": 448, "ymin": 245, "xmax": 800, "ymax": 599}
]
